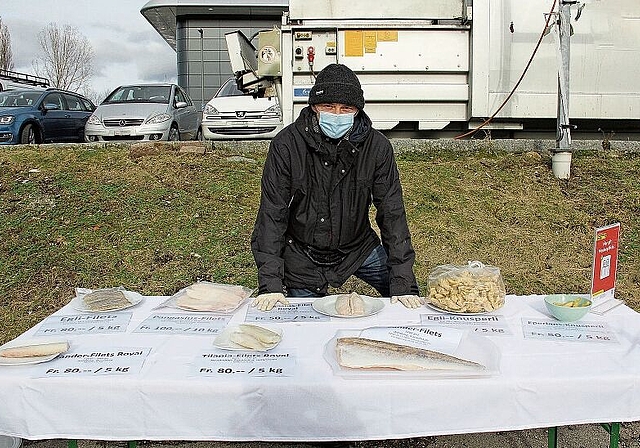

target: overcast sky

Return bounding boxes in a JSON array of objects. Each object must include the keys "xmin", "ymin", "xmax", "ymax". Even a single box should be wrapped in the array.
[{"xmin": 1, "ymin": 1, "xmax": 177, "ymax": 98}]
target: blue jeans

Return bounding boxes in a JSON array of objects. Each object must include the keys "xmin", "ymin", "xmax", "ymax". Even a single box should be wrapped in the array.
[{"xmin": 288, "ymin": 245, "xmax": 390, "ymax": 298}]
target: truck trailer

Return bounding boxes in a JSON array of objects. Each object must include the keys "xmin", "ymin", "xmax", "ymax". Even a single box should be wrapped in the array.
[{"xmin": 226, "ymin": 0, "xmax": 639, "ymax": 139}]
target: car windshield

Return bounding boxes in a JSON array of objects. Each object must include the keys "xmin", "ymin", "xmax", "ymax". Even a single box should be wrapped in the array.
[
  {"xmin": 103, "ymin": 86, "xmax": 171, "ymax": 104},
  {"xmin": 0, "ymin": 91, "xmax": 42, "ymax": 107},
  {"xmin": 215, "ymin": 79, "xmax": 245, "ymax": 98}
]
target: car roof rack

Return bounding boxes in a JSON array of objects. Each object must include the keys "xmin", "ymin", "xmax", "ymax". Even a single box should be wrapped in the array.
[{"xmin": 0, "ymin": 69, "xmax": 50, "ymax": 88}]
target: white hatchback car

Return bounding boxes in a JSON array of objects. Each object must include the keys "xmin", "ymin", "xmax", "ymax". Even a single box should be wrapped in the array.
[
  {"xmin": 201, "ymin": 77, "xmax": 282, "ymax": 140},
  {"xmin": 85, "ymin": 84, "xmax": 201, "ymax": 142}
]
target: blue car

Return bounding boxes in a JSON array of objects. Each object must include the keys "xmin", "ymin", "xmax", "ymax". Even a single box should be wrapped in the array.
[{"xmin": 0, "ymin": 88, "xmax": 95, "ymax": 145}]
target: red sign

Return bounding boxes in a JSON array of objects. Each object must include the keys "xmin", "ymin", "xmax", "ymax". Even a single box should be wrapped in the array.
[{"xmin": 591, "ymin": 223, "xmax": 620, "ymax": 299}]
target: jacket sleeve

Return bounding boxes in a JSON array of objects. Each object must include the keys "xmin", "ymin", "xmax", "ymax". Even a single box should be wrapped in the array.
[
  {"xmin": 251, "ymin": 139, "xmax": 292, "ymax": 294},
  {"xmin": 370, "ymin": 135, "xmax": 420, "ymax": 296}
]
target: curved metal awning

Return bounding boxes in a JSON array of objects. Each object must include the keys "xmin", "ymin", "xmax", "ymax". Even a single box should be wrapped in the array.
[{"xmin": 140, "ymin": 0, "xmax": 288, "ymax": 50}]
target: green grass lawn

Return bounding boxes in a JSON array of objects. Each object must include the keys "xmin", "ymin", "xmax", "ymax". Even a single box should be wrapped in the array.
[{"xmin": 1, "ymin": 142, "xmax": 638, "ymax": 343}]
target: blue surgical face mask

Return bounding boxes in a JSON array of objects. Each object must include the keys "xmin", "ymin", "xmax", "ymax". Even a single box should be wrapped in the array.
[{"xmin": 318, "ymin": 111, "xmax": 355, "ymax": 139}]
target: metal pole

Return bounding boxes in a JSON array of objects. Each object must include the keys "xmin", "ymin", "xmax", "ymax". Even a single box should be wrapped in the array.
[
  {"xmin": 198, "ymin": 28, "xmax": 204, "ymax": 110},
  {"xmin": 552, "ymin": 1, "xmax": 573, "ymax": 179}
]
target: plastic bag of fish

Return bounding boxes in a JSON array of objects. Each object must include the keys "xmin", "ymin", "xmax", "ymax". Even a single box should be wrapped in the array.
[
  {"xmin": 335, "ymin": 337, "xmax": 484, "ymax": 372},
  {"xmin": 427, "ymin": 261, "xmax": 505, "ymax": 313},
  {"xmin": 170, "ymin": 282, "xmax": 253, "ymax": 313}
]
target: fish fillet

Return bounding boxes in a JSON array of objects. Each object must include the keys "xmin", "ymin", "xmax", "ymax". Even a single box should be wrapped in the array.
[
  {"xmin": 83, "ymin": 289, "xmax": 131, "ymax": 311},
  {"xmin": 238, "ymin": 324, "xmax": 281, "ymax": 345},
  {"xmin": 335, "ymin": 292, "xmax": 366, "ymax": 316},
  {"xmin": 0, "ymin": 341, "xmax": 69, "ymax": 358},
  {"xmin": 177, "ymin": 283, "xmax": 246, "ymax": 311},
  {"xmin": 336, "ymin": 337, "xmax": 484, "ymax": 371},
  {"xmin": 229, "ymin": 325, "xmax": 281, "ymax": 350}
]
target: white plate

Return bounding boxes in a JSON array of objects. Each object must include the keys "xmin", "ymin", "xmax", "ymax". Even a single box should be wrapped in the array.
[
  {"xmin": 70, "ymin": 290, "xmax": 144, "ymax": 313},
  {"xmin": 213, "ymin": 324, "xmax": 283, "ymax": 352},
  {"xmin": 0, "ymin": 339, "xmax": 69, "ymax": 366},
  {"xmin": 312, "ymin": 295, "xmax": 385, "ymax": 318},
  {"xmin": 0, "ymin": 435, "xmax": 22, "ymax": 448},
  {"xmin": 425, "ymin": 301, "xmax": 499, "ymax": 316},
  {"xmin": 324, "ymin": 328, "xmax": 500, "ymax": 379}
]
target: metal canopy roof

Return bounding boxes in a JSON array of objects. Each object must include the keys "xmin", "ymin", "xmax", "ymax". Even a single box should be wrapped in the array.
[{"xmin": 140, "ymin": 0, "xmax": 288, "ymax": 50}]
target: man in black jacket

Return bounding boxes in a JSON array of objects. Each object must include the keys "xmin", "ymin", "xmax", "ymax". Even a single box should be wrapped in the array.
[{"xmin": 251, "ymin": 63, "xmax": 421, "ymax": 311}]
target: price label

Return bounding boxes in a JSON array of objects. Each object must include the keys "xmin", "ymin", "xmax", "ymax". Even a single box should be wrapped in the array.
[
  {"xmin": 35, "ymin": 313, "xmax": 132, "ymax": 336},
  {"xmin": 521, "ymin": 318, "xmax": 618, "ymax": 343},
  {"xmin": 192, "ymin": 349, "xmax": 296, "ymax": 377},
  {"xmin": 421, "ymin": 313, "xmax": 512, "ymax": 336},
  {"xmin": 361, "ymin": 326, "xmax": 463, "ymax": 354},
  {"xmin": 33, "ymin": 347, "xmax": 151, "ymax": 378},
  {"xmin": 134, "ymin": 313, "xmax": 230, "ymax": 335},
  {"xmin": 245, "ymin": 302, "xmax": 330, "ymax": 323}
]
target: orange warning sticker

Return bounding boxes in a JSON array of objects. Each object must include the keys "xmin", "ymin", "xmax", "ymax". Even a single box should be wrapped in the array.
[{"xmin": 377, "ymin": 30, "xmax": 398, "ymax": 42}]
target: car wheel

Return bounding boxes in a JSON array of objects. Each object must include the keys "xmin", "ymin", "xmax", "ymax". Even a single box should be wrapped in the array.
[
  {"xmin": 168, "ymin": 124, "xmax": 180, "ymax": 141},
  {"xmin": 20, "ymin": 124, "xmax": 38, "ymax": 144}
]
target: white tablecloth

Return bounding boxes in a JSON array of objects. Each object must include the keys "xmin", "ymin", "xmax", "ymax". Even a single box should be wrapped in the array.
[{"xmin": 1, "ymin": 294, "xmax": 640, "ymax": 441}]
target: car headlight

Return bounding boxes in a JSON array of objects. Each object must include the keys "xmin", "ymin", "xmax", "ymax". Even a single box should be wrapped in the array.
[
  {"xmin": 203, "ymin": 104, "xmax": 220, "ymax": 115},
  {"xmin": 0, "ymin": 115, "xmax": 15, "ymax": 125},
  {"xmin": 145, "ymin": 113, "xmax": 171, "ymax": 124},
  {"xmin": 87, "ymin": 114, "xmax": 101, "ymax": 125},
  {"xmin": 265, "ymin": 104, "xmax": 281, "ymax": 117}
]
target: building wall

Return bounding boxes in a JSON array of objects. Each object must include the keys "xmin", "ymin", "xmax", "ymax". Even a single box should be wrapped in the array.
[{"xmin": 177, "ymin": 17, "xmax": 281, "ymax": 108}]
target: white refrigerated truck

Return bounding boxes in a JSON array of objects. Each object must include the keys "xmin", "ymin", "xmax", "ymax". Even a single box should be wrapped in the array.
[{"xmin": 226, "ymin": 0, "xmax": 640, "ymax": 138}]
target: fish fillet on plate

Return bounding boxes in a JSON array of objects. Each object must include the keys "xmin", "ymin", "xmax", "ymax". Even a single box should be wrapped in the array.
[
  {"xmin": 214, "ymin": 324, "xmax": 282, "ymax": 351},
  {"xmin": 336, "ymin": 337, "xmax": 484, "ymax": 371},
  {"xmin": 312, "ymin": 294, "xmax": 384, "ymax": 318},
  {"xmin": 71, "ymin": 287, "xmax": 143, "ymax": 313},
  {"xmin": 0, "ymin": 339, "xmax": 69, "ymax": 365}
]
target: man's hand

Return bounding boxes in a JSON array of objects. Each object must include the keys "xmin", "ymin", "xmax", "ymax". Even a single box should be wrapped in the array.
[
  {"xmin": 391, "ymin": 295, "xmax": 424, "ymax": 309},
  {"xmin": 252, "ymin": 292, "xmax": 290, "ymax": 311}
]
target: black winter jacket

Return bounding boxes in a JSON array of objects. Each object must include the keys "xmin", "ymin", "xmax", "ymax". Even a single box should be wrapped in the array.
[{"xmin": 251, "ymin": 106, "xmax": 419, "ymax": 296}]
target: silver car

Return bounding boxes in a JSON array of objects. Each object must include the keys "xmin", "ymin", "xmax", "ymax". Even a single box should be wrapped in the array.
[{"xmin": 85, "ymin": 84, "xmax": 201, "ymax": 142}]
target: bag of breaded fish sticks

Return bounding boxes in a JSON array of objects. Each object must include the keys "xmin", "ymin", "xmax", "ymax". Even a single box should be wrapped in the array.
[{"xmin": 427, "ymin": 261, "xmax": 506, "ymax": 313}]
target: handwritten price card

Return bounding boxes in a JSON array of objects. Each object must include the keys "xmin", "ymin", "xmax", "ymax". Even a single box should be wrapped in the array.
[
  {"xmin": 35, "ymin": 313, "xmax": 132, "ymax": 336},
  {"xmin": 522, "ymin": 318, "xmax": 618, "ymax": 344},
  {"xmin": 421, "ymin": 313, "xmax": 512, "ymax": 336},
  {"xmin": 592, "ymin": 223, "xmax": 620, "ymax": 300},
  {"xmin": 192, "ymin": 349, "xmax": 297, "ymax": 378},
  {"xmin": 134, "ymin": 313, "xmax": 230, "ymax": 336},
  {"xmin": 34, "ymin": 347, "xmax": 151, "ymax": 378},
  {"xmin": 245, "ymin": 302, "xmax": 330, "ymax": 323}
]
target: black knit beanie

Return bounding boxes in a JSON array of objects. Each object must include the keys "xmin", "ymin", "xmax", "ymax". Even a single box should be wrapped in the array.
[{"xmin": 308, "ymin": 63, "xmax": 365, "ymax": 110}]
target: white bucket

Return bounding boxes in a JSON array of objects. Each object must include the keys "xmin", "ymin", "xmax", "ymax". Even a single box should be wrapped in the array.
[
  {"xmin": 552, "ymin": 151, "xmax": 572, "ymax": 179},
  {"xmin": 0, "ymin": 436, "xmax": 21, "ymax": 448}
]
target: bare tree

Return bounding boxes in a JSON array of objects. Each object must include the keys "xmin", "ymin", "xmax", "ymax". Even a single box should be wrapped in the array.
[
  {"xmin": 32, "ymin": 23, "xmax": 93, "ymax": 92},
  {"xmin": 0, "ymin": 17, "xmax": 14, "ymax": 71},
  {"xmin": 84, "ymin": 86, "xmax": 114, "ymax": 106}
]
